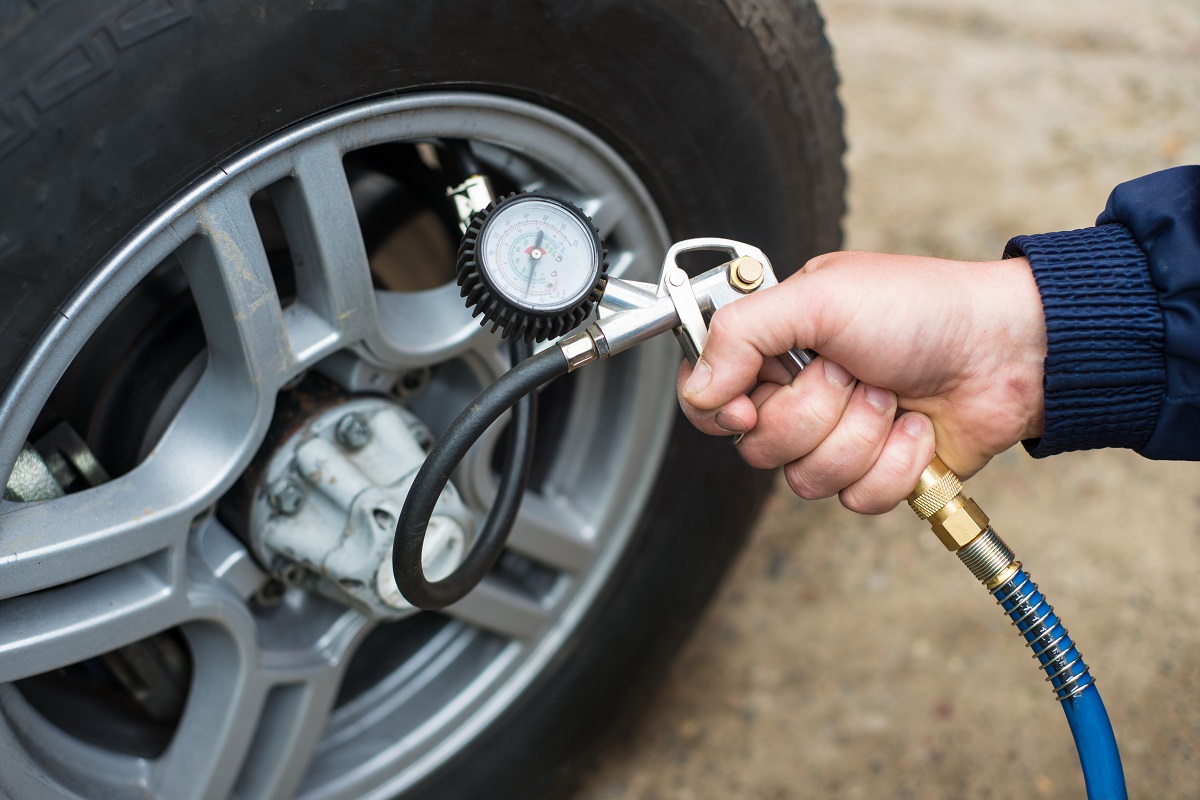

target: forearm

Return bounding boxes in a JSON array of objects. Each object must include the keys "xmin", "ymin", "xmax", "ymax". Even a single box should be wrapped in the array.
[
  {"xmin": 1006, "ymin": 165, "xmax": 1200, "ymax": 461},
  {"xmin": 1004, "ymin": 224, "xmax": 1164, "ymax": 457}
]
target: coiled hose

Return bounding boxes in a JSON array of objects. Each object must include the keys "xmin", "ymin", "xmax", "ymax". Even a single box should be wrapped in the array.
[
  {"xmin": 393, "ymin": 342, "xmax": 569, "ymax": 610},
  {"xmin": 989, "ymin": 560, "xmax": 1126, "ymax": 799},
  {"xmin": 912, "ymin": 459, "xmax": 1126, "ymax": 799}
]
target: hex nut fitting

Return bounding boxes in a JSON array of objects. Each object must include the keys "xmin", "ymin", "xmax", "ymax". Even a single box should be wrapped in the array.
[
  {"xmin": 728, "ymin": 256, "xmax": 765, "ymax": 293},
  {"xmin": 268, "ymin": 476, "xmax": 306, "ymax": 515},
  {"xmin": 929, "ymin": 496, "xmax": 990, "ymax": 551},
  {"xmin": 334, "ymin": 412, "xmax": 372, "ymax": 450},
  {"xmin": 907, "ymin": 455, "xmax": 990, "ymax": 551}
]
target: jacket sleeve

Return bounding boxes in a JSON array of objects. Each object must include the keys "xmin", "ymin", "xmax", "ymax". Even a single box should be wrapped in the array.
[{"xmin": 1003, "ymin": 165, "xmax": 1200, "ymax": 460}]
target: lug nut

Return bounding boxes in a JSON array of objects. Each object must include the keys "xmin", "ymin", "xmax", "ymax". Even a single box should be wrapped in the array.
[
  {"xmin": 268, "ymin": 475, "xmax": 306, "ymax": 515},
  {"xmin": 334, "ymin": 412, "xmax": 372, "ymax": 450}
]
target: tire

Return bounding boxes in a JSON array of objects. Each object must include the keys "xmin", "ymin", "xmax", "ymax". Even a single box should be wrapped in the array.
[{"xmin": 0, "ymin": 2, "xmax": 844, "ymax": 799}]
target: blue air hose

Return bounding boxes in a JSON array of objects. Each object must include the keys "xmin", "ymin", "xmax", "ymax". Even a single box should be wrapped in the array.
[
  {"xmin": 990, "ymin": 565, "xmax": 1126, "ymax": 799},
  {"xmin": 909, "ymin": 456, "xmax": 1126, "ymax": 799}
]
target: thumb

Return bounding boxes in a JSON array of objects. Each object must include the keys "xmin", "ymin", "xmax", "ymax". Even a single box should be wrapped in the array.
[{"xmin": 681, "ymin": 280, "xmax": 821, "ymax": 410}]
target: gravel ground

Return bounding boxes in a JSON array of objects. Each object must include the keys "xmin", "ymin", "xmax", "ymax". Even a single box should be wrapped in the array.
[{"xmin": 576, "ymin": 1, "xmax": 1200, "ymax": 798}]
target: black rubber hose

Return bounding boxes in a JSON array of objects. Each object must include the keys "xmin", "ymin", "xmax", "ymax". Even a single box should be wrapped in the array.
[{"xmin": 394, "ymin": 342, "xmax": 570, "ymax": 610}]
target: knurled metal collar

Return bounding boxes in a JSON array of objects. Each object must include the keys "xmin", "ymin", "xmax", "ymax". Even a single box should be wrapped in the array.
[{"xmin": 907, "ymin": 457, "xmax": 964, "ymax": 519}]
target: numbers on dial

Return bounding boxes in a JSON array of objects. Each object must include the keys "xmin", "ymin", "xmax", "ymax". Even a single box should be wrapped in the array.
[{"xmin": 479, "ymin": 198, "xmax": 600, "ymax": 314}]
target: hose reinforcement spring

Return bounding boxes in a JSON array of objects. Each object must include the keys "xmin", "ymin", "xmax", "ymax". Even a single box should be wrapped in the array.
[{"xmin": 991, "ymin": 568, "xmax": 1094, "ymax": 701}]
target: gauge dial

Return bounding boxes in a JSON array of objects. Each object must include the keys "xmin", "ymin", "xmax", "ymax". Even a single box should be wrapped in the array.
[{"xmin": 457, "ymin": 193, "xmax": 608, "ymax": 342}]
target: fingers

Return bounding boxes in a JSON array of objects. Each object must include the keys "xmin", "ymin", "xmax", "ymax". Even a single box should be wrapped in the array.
[
  {"xmin": 736, "ymin": 357, "xmax": 857, "ymax": 468},
  {"xmin": 680, "ymin": 349, "xmax": 938, "ymax": 512},
  {"xmin": 780, "ymin": 382, "xmax": 898, "ymax": 501},
  {"xmin": 680, "ymin": 285, "xmax": 821, "ymax": 411},
  {"xmin": 676, "ymin": 360, "xmax": 760, "ymax": 436},
  {"xmin": 677, "ymin": 353, "xmax": 806, "ymax": 436},
  {"xmin": 838, "ymin": 412, "xmax": 937, "ymax": 514}
]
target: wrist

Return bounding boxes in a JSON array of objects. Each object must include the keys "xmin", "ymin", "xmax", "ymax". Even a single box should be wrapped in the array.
[{"xmin": 973, "ymin": 256, "xmax": 1047, "ymax": 443}]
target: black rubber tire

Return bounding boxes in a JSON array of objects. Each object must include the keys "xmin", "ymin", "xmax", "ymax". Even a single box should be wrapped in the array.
[{"xmin": 0, "ymin": 1, "xmax": 844, "ymax": 798}]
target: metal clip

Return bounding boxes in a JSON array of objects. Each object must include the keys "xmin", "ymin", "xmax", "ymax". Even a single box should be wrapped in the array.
[
  {"xmin": 446, "ymin": 174, "xmax": 496, "ymax": 232},
  {"xmin": 664, "ymin": 267, "xmax": 709, "ymax": 364}
]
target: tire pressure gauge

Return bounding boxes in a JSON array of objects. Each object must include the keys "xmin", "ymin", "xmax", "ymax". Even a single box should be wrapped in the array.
[{"xmin": 457, "ymin": 192, "xmax": 608, "ymax": 342}]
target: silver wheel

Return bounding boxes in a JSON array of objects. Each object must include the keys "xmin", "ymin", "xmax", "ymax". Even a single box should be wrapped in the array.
[{"xmin": 0, "ymin": 93, "xmax": 676, "ymax": 799}]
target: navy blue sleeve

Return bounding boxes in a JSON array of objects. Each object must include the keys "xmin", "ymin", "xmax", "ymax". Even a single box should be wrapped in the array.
[{"xmin": 1003, "ymin": 166, "xmax": 1200, "ymax": 459}]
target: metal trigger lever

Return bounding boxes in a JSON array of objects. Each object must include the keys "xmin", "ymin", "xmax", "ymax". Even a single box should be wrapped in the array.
[{"xmin": 653, "ymin": 239, "xmax": 816, "ymax": 379}]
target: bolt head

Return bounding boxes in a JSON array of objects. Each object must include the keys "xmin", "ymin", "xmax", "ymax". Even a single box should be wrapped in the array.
[
  {"xmin": 334, "ymin": 412, "xmax": 372, "ymax": 450},
  {"xmin": 268, "ymin": 476, "xmax": 306, "ymax": 515},
  {"xmin": 728, "ymin": 256, "xmax": 765, "ymax": 293}
]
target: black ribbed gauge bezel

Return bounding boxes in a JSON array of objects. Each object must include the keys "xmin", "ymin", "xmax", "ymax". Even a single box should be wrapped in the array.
[{"xmin": 456, "ymin": 192, "xmax": 608, "ymax": 342}]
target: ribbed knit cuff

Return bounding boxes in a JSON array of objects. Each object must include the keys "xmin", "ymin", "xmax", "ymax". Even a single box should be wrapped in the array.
[{"xmin": 1004, "ymin": 224, "xmax": 1165, "ymax": 458}]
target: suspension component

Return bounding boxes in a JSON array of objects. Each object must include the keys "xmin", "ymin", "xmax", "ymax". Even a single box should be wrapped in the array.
[{"xmin": 252, "ymin": 395, "xmax": 475, "ymax": 619}]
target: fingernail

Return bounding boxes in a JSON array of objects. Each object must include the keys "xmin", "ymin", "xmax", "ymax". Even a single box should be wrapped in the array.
[
  {"xmin": 715, "ymin": 410, "xmax": 747, "ymax": 433},
  {"xmin": 824, "ymin": 360, "xmax": 853, "ymax": 388},
  {"xmin": 901, "ymin": 413, "xmax": 929, "ymax": 437},
  {"xmin": 865, "ymin": 384, "xmax": 893, "ymax": 411},
  {"xmin": 683, "ymin": 359, "xmax": 712, "ymax": 396}
]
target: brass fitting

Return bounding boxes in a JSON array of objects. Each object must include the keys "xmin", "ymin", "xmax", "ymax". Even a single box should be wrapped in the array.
[
  {"xmin": 728, "ymin": 256, "xmax": 765, "ymax": 293},
  {"xmin": 907, "ymin": 455, "xmax": 989, "ymax": 551}
]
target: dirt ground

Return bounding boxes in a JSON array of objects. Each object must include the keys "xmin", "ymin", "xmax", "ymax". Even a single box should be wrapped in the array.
[{"xmin": 576, "ymin": 1, "xmax": 1200, "ymax": 798}]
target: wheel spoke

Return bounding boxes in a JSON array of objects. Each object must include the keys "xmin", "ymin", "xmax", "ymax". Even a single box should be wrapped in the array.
[
  {"xmin": 579, "ymin": 193, "xmax": 625, "ymax": 238},
  {"xmin": 184, "ymin": 194, "xmax": 297, "ymax": 393},
  {"xmin": 148, "ymin": 584, "xmax": 362, "ymax": 800},
  {"xmin": 0, "ymin": 548, "xmax": 179, "ymax": 683},
  {"xmin": 191, "ymin": 515, "xmax": 266, "ymax": 601},
  {"xmin": 227, "ymin": 668, "xmax": 344, "ymax": 800},
  {"xmin": 443, "ymin": 579, "xmax": 552, "ymax": 642},
  {"xmin": 505, "ymin": 493, "xmax": 596, "ymax": 574},
  {"xmin": 0, "ymin": 687, "xmax": 153, "ymax": 798},
  {"xmin": 370, "ymin": 285, "xmax": 483, "ymax": 368},
  {"xmin": 606, "ymin": 248, "xmax": 637, "ymax": 280},
  {"xmin": 271, "ymin": 142, "xmax": 378, "ymax": 357},
  {"xmin": 147, "ymin": 614, "xmax": 267, "ymax": 800},
  {"xmin": 0, "ymin": 473, "xmax": 194, "ymax": 601}
]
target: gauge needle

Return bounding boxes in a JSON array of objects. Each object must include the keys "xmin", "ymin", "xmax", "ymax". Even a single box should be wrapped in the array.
[{"xmin": 524, "ymin": 230, "xmax": 544, "ymax": 297}]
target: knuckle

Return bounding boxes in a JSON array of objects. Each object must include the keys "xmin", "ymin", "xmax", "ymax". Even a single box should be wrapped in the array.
[
  {"xmin": 746, "ymin": 452, "xmax": 778, "ymax": 471},
  {"xmin": 784, "ymin": 462, "xmax": 826, "ymax": 501},
  {"xmin": 787, "ymin": 380, "xmax": 846, "ymax": 433},
  {"xmin": 838, "ymin": 487, "xmax": 870, "ymax": 513},
  {"xmin": 799, "ymin": 251, "xmax": 845, "ymax": 275},
  {"xmin": 799, "ymin": 254, "xmax": 829, "ymax": 274},
  {"xmin": 843, "ymin": 414, "xmax": 887, "ymax": 453},
  {"xmin": 840, "ymin": 486, "xmax": 898, "ymax": 515},
  {"xmin": 737, "ymin": 441, "xmax": 774, "ymax": 470}
]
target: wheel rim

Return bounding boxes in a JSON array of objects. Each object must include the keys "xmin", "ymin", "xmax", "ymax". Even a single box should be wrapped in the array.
[{"xmin": 0, "ymin": 93, "xmax": 676, "ymax": 799}]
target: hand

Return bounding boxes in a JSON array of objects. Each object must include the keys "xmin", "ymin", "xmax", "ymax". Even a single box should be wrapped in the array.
[{"xmin": 677, "ymin": 251, "xmax": 1047, "ymax": 513}]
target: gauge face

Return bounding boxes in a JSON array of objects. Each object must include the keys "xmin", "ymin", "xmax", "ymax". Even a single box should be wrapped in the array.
[{"xmin": 477, "ymin": 197, "xmax": 601, "ymax": 314}]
